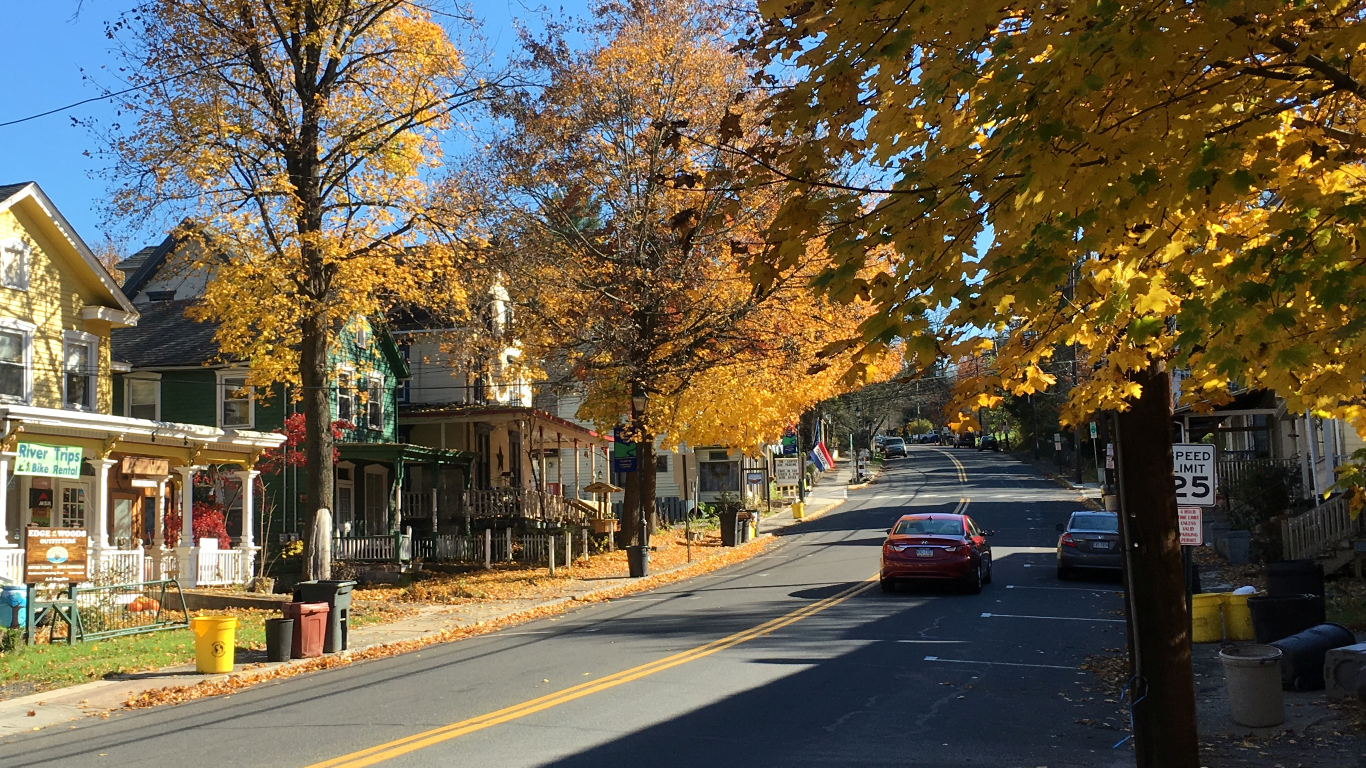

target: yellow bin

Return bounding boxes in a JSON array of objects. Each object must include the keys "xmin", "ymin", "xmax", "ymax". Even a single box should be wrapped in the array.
[
  {"xmin": 1191, "ymin": 593, "xmax": 1223, "ymax": 643},
  {"xmin": 1221, "ymin": 592, "xmax": 1256, "ymax": 641},
  {"xmin": 792, "ymin": 502, "xmax": 805, "ymax": 520},
  {"xmin": 190, "ymin": 616, "xmax": 238, "ymax": 674}
]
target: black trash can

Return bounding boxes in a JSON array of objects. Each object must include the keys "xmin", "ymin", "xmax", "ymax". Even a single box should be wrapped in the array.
[
  {"xmin": 264, "ymin": 617, "xmax": 294, "ymax": 663},
  {"xmin": 1248, "ymin": 593, "xmax": 1321, "ymax": 644},
  {"xmin": 718, "ymin": 509, "xmax": 740, "ymax": 547},
  {"xmin": 626, "ymin": 545, "xmax": 649, "ymax": 578},
  {"xmin": 1266, "ymin": 560, "xmax": 1326, "ymax": 623},
  {"xmin": 1269, "ymin": 623, "xmax": 1356, "ymax": 691},
  {"xmin": 738, "ymin": 512, "xmax": 753, "ymax": 543},
  {"xmin": 293, "ymin": 580, "xmax": 357, "ymax": 653}
]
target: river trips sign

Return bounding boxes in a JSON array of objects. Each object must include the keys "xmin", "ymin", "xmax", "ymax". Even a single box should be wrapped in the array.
[
  {"xmin": 14, "ymin": 442, "xmax": 84, "ymax": 478},
  {"xmin": 24, "ymin": 527, "xmax": 89, "ymax": 584}
]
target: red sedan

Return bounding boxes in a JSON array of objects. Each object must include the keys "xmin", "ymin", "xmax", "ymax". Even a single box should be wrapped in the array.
[{"xmin": 880, "ymin": 513, "xmax": 993, "ymax": 593}]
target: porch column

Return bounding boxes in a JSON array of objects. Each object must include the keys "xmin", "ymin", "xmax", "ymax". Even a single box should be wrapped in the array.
[
  {"xmin": 430, "ymin": 467, "xmax": 439, "ymax": 533},
  {"xmin": 0, "ymin": 458, "xmax": 11, "ymax": 547},
  {"xmin": 573, "ymin": 439, "xmax": 580, "ymax": 500},
  {"xmin": 175, "ymin": 465, "xmax": 205, "ymax": 587},
  {"xmin": 556, "ymin": 432, "xmax": 563, "ymax": 497},
  {"xmin": 91, "ymin": 458, "xmax": 118, "ymax": 553},
  {"xmin": 236, "ymin": 468, "xmax": 260, "ymax": 579},
  {"xmin": 152, "ymin": 475, "xmax": 169, "ymax": 579},
  {"xmin": 538, "ymin": 425, "xmax": 547, "ymax": 491}
]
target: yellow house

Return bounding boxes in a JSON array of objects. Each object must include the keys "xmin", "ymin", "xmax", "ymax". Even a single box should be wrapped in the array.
[{"xmin": 0, "ymin": 183, "xmax": 283, "ymax": 587}]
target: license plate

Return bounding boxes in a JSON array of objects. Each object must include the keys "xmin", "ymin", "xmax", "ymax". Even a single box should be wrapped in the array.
[
  {"xmin": 916, "ymin": 548, "xmax": 934, "ymax": 558},
  {"xmin": 1093, "ymin": 541, "xmax": 1113, "ymax": 550}
]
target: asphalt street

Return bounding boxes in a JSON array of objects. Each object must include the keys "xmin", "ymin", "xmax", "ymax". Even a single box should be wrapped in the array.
[{"xmin": 2, "ymin": 446, "xmax": 1132, "ymax": 768}]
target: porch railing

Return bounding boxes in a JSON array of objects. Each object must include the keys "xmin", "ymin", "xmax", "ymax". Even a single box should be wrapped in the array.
[
  {"xmin": 91, "ymin": 548, "xmax": 145, "ymax": 586},
  {"xmin": 1218, "ymin": 457, "xmax": 1301, "ymax": 498},
  {"xmin": 1281, "ymin": 494, "xmax": 1364, "ymax": 561},
  {"xmin": 196, "ymin": 549, "xmax": 247, "ymax": 586},
  {"xmin": 0, "ymin": 548, "xmax": 22, "ymax": 585},
  {"xmin": 465, "ymin": 488, "xmax": 586, "ymax": 525}
]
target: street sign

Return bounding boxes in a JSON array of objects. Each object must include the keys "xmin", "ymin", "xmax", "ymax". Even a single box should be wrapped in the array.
[
  {"xmin": 746, "ymin": 470, "xmax": 765, "ymax": 484},
  {"xmin": 780, "ymin": 433, "xmax": 798, "ymax": 456},
  {"xmin": 1053, "ymin": 434, "xmax": 1062, "ymax": 451},
  {"xmin": 1178, "ymin": 507, "xmax": 1203, "ymax": 545},
  {"xmin": 24, "ymin": 527, "xmax": 89, "ymax": 584},
  {"xmin": 1172, "ymin": 443, "xmax": 1217, "ymax": 506},
  {"xmin": 773, "ymin": 457, "xmax": 801, "ymax": 485},
  {"xmin": 1089, "ymin": 422, "xmax": 1098, "ymax": 439},
  {"xmin": 14, "ymin": 442, "xmax": 83, "ymax": 478},
  {"xmin": 611, "ymin": 427, "xmax": 638, "ymax": 473}
]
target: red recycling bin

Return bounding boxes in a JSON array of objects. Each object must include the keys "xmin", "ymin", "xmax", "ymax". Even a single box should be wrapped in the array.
[{"xmin": 283, "ymin": 602, "xmax": 329, "ymax": 659}]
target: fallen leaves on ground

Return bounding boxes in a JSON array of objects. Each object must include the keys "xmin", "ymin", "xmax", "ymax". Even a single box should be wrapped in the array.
[{"xmin": 123, "ymin": 534, "xmax": 775, "ymax": 710}]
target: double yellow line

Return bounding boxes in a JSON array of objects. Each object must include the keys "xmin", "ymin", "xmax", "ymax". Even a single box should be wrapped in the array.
[
  {"xmin": 952, "ymin": 497, "xmax": 971, "ymax": 514},
  {"xmin": 308, "ymin": 576, "xmax": 878, "ymax": 768},
  {"xmin": 932, "ymin": 449, "xmax": 969, "ymax": 482}
]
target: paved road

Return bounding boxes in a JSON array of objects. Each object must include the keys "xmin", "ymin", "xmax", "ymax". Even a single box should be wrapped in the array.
[{"xmin": 2, "ymin": 447, "xmax": 1132, "ymax": 767}]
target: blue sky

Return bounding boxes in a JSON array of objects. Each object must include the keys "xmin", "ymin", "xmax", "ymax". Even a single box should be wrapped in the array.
[{"xmin": 0, "ymin": 1, "xmax": 586, "ymax": 251}]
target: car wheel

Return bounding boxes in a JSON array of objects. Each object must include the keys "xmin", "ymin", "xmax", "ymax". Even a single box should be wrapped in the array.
[
  {"xmin": 982, "ymin": 556, "xmax": 993, "ymax": 584},
  {"xmin": 880, "ymin": 578, "xmax": 896, "ymax": 593},
  {"xmin": 967, "ymin": 561, "xmax": 984, "ymax": 594}
]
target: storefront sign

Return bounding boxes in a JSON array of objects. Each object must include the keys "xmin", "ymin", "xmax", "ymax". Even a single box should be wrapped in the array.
[
  {"xmin": 746, "ymin": 470, "xmax": 765, "ymax": 484},
  {"xmin": 14, "ymin": 442, "xmax": 83, "ymax": 478},
  {"xmin": 121, "ymin": 456, "xmax": 170, "ymax": 476},
  {"xmin": 24, "ymin": 527, "xmax": 89, "ymax": 584},
  {"xmin": 773, "ymin": 457, "xmax": 802, "ymax": 485},
  {"xmin": 130, "ymin": 478, "xmax": 160, "ymax": 489}
]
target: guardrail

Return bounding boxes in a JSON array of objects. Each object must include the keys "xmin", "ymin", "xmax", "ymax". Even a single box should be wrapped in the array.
[{"xmin": 26, "ymin": 579, "xmax": 188, "ymax": 644}]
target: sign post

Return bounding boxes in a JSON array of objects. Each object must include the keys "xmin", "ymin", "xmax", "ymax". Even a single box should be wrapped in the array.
[{"xmin": 1172, "ymin": 444, "xmax": 1217, "ymax": 507}]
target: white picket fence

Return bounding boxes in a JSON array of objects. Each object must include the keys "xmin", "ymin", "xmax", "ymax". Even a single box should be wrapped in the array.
[
  {"xmin": 0, "ymin": 548, "xmax": 21, "ymax": 585},
  {"xmin": 90, "ymin": 548, "xmax": 144, "ymax": 586},
  {"xmin": 196, "ymin": 548, "xmax": 248, "ymax": 586}
]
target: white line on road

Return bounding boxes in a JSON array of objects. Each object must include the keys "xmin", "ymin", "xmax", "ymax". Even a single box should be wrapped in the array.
[
  {"xmin": 923, "ymin": 655, "xmax": 1083, "ymax": 672},
  {"xmin": 895, "ymin": 640, "xmax": 967, "ymax": 644},
  {"xmin": 1006, "ymin": 584, "xmax": 1123, "ymax": 593},
  {"xmin": 980, "ymin": 612, "xmax": 1125, "ymax": 623}
]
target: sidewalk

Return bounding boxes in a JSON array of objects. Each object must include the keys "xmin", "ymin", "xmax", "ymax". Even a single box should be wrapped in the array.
[{"xmin": 0, "ymin": 532, "xmax": 780, "ymax": 736}]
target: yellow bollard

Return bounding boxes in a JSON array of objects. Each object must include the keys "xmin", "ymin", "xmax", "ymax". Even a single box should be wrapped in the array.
[
  {"xmin": 1221, "ymin": 592, "xmax": 1256, "ymax": 641},
  {"xmin": 792, "ymin": 502, "xmax": 805, "ymax": 520},
  {"xmin": 1191, "ymin": 594, "xmax": 1223, "ymax": 643},
  {"xmin": 190, "ymin": 616, "xmax": 238, "ymax": 674}
]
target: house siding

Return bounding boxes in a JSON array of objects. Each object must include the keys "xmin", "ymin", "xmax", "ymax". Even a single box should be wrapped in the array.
[{"xmin": 0, "ymin": 206, "xmax": 115, "ymax": 412}]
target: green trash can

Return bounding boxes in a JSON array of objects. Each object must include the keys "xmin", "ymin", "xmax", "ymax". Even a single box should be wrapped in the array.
[{"xmin": 293, "ymin": 580, "xmax": 356, "ymax": 653}]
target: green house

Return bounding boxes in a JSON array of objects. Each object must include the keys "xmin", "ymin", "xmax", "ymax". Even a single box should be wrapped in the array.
[{"xmin": 109, "ymin": 235, "xmax": 472, "ymax": 546}]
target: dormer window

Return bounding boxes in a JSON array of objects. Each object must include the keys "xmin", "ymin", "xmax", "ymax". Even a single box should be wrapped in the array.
[
  {"xmin": 0, "ymin": 238, "xmax": 29, "ymax": 291},
  {"xmin": 145, "ymin": 290, "xmax": 176, "ymax": 302}
]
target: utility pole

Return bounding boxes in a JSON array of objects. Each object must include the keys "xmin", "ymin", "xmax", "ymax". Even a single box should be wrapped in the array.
[{"xmin": 1115, "ymin": 362, "xmax": 1198, "ymax": 768}]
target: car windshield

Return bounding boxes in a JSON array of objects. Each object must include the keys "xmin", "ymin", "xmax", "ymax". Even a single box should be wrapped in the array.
[
  {"xmin": 886, "ymin": 439, "xmax": 904, "ymax": 446},
  {"xmin": 1070, "ymin": 513, "xmax": 1119, "ymax": 532},
  {"xmin": 893, "ymin": 518, "xmax": 963, "ymax": 536}
]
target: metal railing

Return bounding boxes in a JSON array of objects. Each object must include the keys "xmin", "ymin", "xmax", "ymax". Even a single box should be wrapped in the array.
[
  {"xmin": 71, "ymin": 579, "xmax": 189, "ymax": 642},
  {"xmin": 1281, "ymin": 494, "xmax": 1364, "ymax": 561}
]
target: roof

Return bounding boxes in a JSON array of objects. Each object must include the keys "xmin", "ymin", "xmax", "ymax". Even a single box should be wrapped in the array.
[
  {"xmin": 0, "ymin": 182, "xmax": 138, "ymax": 316},
  {"xmin": 110, "ymin": 299, "xmax": 227, "ymax": 368},
  {"xmin": 115, "ymin": 245, "xmax": 159, "ymax": 274},
  {"xmin": 119, "ymin": 231, "xmax": 185, "ymax": 299}
]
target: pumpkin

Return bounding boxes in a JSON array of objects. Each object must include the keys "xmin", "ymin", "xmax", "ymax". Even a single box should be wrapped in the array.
[{"xmin": 127, "ymin": 596, "xmax": 161, "ymax": 613}]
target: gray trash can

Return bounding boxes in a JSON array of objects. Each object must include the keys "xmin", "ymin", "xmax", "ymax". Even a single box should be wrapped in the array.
[
  {"xmin": 1220, "ymin": 644, "xmax": 1285, "ymax": 727},
  {"xmin": 293, "ymin": 580, "xmax": 356, "ymax": 653}
]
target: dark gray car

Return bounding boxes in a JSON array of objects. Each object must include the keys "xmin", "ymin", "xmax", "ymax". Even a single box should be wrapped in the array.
[{"xmin": 1056, "ymin": 511, "xmax": 1121, "ymax": 579}]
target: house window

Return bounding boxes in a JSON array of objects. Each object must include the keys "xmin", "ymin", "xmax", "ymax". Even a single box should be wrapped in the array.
[
  {"xmin": 337, "ymin": 371, "xmax": 354, "ymax": 423},
  {"xmin": 355, "ymin": 322, "xmax": 369, "ymax": 348},
  {"xmin": 0, "ymin": 238, "xmax": 29, "ymax": 291},
  {"xmin": 0, "ymin": 320, "xmax": 32, "ymax": 403},
  {"xmin": 397, "ymin": 344, "xmax": 410, "ymax": 405},
  {"xmin": 657, "ymin": 455, "xmax": 670, "ymax": 473},
  {"xmin": 63, "ymin": 333, "xmax": 98, "ymax": 410},
  {"xmin": 366, "ymin": 374, "xmax": 383, "ymax": 430},
  {"xmin": 126, "ymin": 377, "xmax": 160, "ymax": 420},
  {"xmin": 219, "ymin": 373, "xmax": 254, "ymax": 428},
  {"xmin": 61, "ymin": 484, "xmax": 87, "ymax": 527}
]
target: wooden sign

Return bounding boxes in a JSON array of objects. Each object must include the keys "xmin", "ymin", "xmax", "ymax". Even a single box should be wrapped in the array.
[
  {"xmin": 24, "ymin": 527, "xmax": 89, "ymax": 584},
  {"xmin": 122, "ymin": 456, "xmax": 170, "ymax": 476}
]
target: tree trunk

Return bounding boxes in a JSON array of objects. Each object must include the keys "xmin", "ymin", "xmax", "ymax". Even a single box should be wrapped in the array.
[
  {"xmin": 300, "ymin": 308, "xmax": 335, "ymax": 580},
  {"xmin": 638, "ymin": 438, "xmax": 657, "ymax": 546},
  {"xmin": 1114, "ymin": 362, "xmax": 1198, "ymax": 768}
]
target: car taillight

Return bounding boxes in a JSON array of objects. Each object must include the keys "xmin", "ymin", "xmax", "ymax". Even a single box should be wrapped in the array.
[
  {"xmin": 942, "ymin": 546, "xmax": 960, "ymax": 553},
  {"xmin": 885, "ymin": 543, "xmax": 909, "ymax": 552},
  {"xmin": 1061, "ymin": 533, "xmax": 1076, "ymax": 548}
]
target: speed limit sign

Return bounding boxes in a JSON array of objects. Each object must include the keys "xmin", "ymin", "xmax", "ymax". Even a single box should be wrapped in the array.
[{"xmin": 1172, "ymin": 444, "xmax": 1216, "ymax": 506}]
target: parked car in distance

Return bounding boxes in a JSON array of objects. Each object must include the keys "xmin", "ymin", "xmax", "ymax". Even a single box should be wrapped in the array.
[
  {"xmin": 954, "ymin": 432, "xmax": 976, "ymax": 448},
  {"xmin": 977, "ymin": 434, "xmax": 999, "ymax": 451},
  {"xmin": 1056, "ymin": 511, "xmax": 1121, "ymax": 579},
  {"xmin": 881, "ymin": 513, "xmax": 993, "ymax": 593},
  {"xmin": 883, "ymin": 437, "xmax": 907, "ymax": 457},
  {"xmin": 874, "ymin": 435, "xmax": 886, "ymax": 449},
  {"xmin": 920, "ymin": 432, "xmax": 941, "ymax": 444}
]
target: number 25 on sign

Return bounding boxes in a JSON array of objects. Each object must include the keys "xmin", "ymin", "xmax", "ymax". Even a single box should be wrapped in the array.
[{"xmin": 1172, "ymin": 444, "xmax": 1216, "ymax": 507}]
